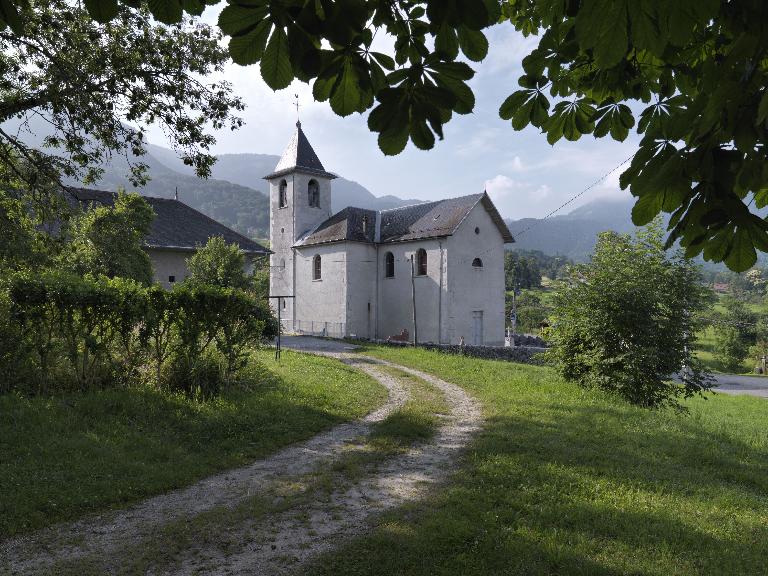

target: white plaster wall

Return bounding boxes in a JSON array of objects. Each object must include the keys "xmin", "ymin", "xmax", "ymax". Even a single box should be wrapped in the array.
[
  {"xmin": 445, "ymin": 203, "xmax": 506, "ymax": 346},
  {"xmin": 293, "ymin": 243, "xmax": 347, "ymax": 335},
  {"xmin": 292, "ymin": 173, "xmax": 332, "ymax": 239},
  {"xmin": 344, "ymin": 242, "xmax": 377, "ymax": 339},
  {"xmin": 268, "ymin": 172, "xmax": 333, "ymax": 322},
  {"xmin": 148, "ymin": 249, "xmax": 191, "ymax": 289},
  {"xmin": 377, "ymin": 238, "xmax": 446, "ymax": 344}
]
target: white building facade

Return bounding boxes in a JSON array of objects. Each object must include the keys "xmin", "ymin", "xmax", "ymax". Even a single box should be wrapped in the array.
[{"xmin": 267, "ymin": 123, "xmax": 514, "ymax": 346}]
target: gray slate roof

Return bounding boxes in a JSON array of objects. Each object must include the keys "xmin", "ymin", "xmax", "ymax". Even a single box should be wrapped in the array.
[
  {"xmin": 68, "ymin": 188, "xmax": 270, "ymax": 255},
  {"xmin": 299, "ymin": 192, "xmax": 514, "ymax": 247},
  {"xmin": 298, "ymin": 207, "xmax": 377, "ymax": 246},
  {"xmin": 264, "ymin": 121, "xmax": 337, "ymax": 180}
]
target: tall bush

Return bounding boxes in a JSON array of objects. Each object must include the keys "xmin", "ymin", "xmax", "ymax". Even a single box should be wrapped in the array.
[
  {"xmin": 5, "ymin": 272, "xmax": 277, "ymax": 395},
  {"xmin": 213, "ymin": 288, "xmax": 278, "ymax": 378},
  {"xmin": 143, "ymin": 286, "xmax": 179, "ymax": 386},
  {"xmin": 545, "ymin": 223, "xmax": 713, "ymax": 409}
]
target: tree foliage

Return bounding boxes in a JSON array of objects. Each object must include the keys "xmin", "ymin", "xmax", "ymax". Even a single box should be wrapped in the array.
[
  {"xmin": 545, "ymin": 222, "xmax": 713, "ymax": 409},
  {"xmin": 9, "ymin": 0, "xmax": 766, "ymax": 272},
  {"xmin": 185, "ymin": 235, "xmax": 250, "ymax": 289},
  {"xmin": 0, "ymin": 192, "xmax": 44, "ymax": 270},
  {"xmin": 0, "ymin": 0, "xmax": 243, "ymax": 200},
  {"xmin": 60, "ymin": 192, "xmax": 155, "ymax": 285},
  {"xmin": 504, "ymin": 251, "xmax": 541, "ymax": 290},
  {"xmin": 713, "ymin": 296, "xmax": 757, "ymax": 372},
  {"xmin": 505, "ymin": 291, "xmax": 549, "ymax": 334}
]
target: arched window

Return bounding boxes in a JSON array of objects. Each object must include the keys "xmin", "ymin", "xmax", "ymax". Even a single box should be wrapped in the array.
[
  {"xmin": 312, "ymin": 255, "xmax": 322, "ymax": 280},
  {"xmin": 472, "ymin": 257, "xmax": 483, "ymax": 268},
  {"xmin": 279, "ymin": 179, "xmax": 288, "ymax": 208},
  {"xmin": 385, "ymin": 252, "xmax": 395, "ymax": 278},
  {"xmin": 416, "ymin": 248, "xmax": 427, "ymax": 276},
  {"xmin": 308, "ymin": 179, "xmax": 319, "ymax": 207}
]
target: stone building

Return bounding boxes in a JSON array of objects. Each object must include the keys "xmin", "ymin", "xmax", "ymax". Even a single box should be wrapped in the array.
[
  {"xmin": 267, "ymin": 122, "xmax": 514, "ymax": 346},
  {"xmin": 69, "ymin": 188, "xmax": 269, "ymax": 288}
]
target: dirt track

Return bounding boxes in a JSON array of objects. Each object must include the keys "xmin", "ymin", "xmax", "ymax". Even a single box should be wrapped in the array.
[{"xmin": 1, "ymin": 342, "xmax": 481, "ymax": 576}]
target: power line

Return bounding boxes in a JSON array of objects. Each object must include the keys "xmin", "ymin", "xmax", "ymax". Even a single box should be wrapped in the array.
[{"xmin": 511, "ymin": 151, "xmax": 637, "ymax": 239}]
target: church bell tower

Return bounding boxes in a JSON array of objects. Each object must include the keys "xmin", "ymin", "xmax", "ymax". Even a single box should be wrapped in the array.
[{"xmin": 264, "ymin": 121, "xmax": 337, "ymax": 323}]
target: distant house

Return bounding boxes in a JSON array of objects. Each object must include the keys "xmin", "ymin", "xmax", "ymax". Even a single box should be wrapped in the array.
[
  {"xmin": 713, "ymin": 282, "xmax": 730, "ymax": 294},
  {"xmin": 69, "ymin": 188, "xmax": 270, "ymax": 288}
]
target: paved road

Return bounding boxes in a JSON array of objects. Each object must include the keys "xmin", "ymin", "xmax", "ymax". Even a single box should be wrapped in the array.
[{"xmin": 711, "ymin": 373, "xmax": 768, "ymax": 398}]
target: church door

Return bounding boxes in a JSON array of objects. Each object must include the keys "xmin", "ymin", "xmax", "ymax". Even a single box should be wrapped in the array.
[{"xmin": 472, "ymin": 311, "xmax": 484, "ymax": 346}]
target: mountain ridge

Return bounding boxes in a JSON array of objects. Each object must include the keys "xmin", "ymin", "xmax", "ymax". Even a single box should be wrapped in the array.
[{"xmin": 506, "ymin": 196, "xmax": 637, "ymax": 261}]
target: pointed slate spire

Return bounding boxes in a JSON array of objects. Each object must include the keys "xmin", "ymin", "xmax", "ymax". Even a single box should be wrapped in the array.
[{"xmin": 264, "ymin": 121, "xmax": 337, "ymax": 180}]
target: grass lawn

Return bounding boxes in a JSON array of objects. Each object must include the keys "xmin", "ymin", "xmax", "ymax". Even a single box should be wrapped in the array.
[
  {"xmin": 311, "ymin": 346, "xmax": 768, "ymax": 576},
  {"xmin": 0, "ymin": 349, "xmax": 385, "ymax": 539}
]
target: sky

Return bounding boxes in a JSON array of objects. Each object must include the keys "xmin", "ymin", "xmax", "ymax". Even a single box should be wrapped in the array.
[{"xmin": 146, "ymin": 11, "xmax": 640, "ymax": 220}]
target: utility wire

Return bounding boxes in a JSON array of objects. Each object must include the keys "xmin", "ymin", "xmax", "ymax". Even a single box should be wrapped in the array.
[{"xmin": 511, "ymin": 151, "xmax": 637, "ymax": 239}]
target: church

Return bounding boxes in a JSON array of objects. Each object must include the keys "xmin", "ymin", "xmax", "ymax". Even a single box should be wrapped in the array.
[{"xmin": 267, "ymin": 122, "xmax": 514, "ymax": 346}]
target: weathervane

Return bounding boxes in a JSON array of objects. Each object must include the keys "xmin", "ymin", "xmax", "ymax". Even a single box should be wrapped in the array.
[{"xmin": 294, "ymin": 93, "xmax": 300, "ymax": 125}]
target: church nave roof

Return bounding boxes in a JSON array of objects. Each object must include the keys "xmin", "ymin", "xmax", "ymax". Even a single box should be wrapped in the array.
[{"xmin": 297, "ymin": 192, "xmax": 514, "ymax": 247}]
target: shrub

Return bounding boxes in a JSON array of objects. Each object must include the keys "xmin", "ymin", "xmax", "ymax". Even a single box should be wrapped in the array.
[
  {"xmin": 0, "ymin": 282, "xmax": 36, "ymax": 393},
  {"xmin": 4, "ymin": 272, "xmax": 278, "ymax": 396},
  {"xmin": 143, "ymin": 286, "xmax": 179, "ymax": 385},
  {"xmin": 213, "ymin": 288, "xmax": 278, "ymax": 378},
  {"xmin": 544, "ymin": 223, "xmax": 712, "ymax": 409}
]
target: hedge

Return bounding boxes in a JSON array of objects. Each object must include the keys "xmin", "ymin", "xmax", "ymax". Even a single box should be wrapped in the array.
[{"xmin": 3, "ymin": 271, "xmax": 278, "ymax": 395}]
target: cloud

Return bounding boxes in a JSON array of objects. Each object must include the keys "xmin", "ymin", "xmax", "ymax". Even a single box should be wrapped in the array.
[
  {"xmin": 502, "ymin": 155, "xmax": 526, "ymax": 172},
  {"xmin": 454, "ymin": 126, "xmax": 504, "ymax": 157},
  {"xmin": 479, "ymin": 25, "xmax": 539, "ymax": 77},
  {"xmin": 484, "ymin": 174, "xmax": 552, "ymax": 217}
]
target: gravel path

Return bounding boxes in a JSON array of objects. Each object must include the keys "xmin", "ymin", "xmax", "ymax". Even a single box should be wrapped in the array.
[
  {"xmin": 1, "ymin": 346, "xmax": 482, "ymax": 576},
  {"xmin": 176, "ymin": 358, "xmax": 482, "ymax": 576}
]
